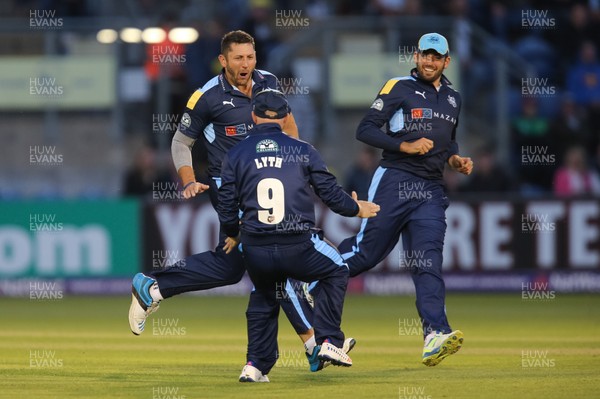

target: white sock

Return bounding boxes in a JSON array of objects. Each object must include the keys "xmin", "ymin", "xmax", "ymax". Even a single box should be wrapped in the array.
[
  {"xmin": 149, "ymin": 283, "xmax": 163, "ymax": 302},
  {"xmin": 304, "ymin": 336, "xmax": 317, "ymax": 355}
]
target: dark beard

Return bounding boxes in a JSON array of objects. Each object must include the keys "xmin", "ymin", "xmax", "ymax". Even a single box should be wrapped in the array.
[{"xmin": 416, "ymin": 65, "xmax": 444, "ymax": 83}]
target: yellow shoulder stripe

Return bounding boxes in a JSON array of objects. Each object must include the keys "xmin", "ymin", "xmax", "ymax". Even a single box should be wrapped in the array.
[
  {"xmin": 186, "ymin": 90, "xmax": 203, "ymax": 109},
  {"xmin": 379, "ymin": 79, "xmax": 399, "ymax": 95}
]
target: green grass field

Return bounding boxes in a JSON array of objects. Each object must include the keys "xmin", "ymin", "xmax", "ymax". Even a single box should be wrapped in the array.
[{"xmin": 0, "ymin": 294, "xmax": 598, "ymax": 399}]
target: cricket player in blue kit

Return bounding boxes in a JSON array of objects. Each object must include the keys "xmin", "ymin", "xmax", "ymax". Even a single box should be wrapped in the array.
[
  {"xmin": 217, "ymin": 89, "xmax": 380, "ymax": 382},
  {"xmin": 338, "ymin": 33, "xmax": 473, "ymax": 367},
  {"xmin": 128, "ymin": 31, "xmax": 321, "ymax": 367}
]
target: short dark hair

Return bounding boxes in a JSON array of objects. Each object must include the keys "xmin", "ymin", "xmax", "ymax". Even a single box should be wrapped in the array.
[{"xmin": 221, "ymin": 30, "xmax": 255, "ymax": 55}]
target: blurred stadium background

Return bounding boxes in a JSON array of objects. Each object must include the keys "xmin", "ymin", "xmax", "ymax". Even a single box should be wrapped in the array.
[{"xmin": 1, "ymin": 1, "xmax": 599, "ymax": 295}]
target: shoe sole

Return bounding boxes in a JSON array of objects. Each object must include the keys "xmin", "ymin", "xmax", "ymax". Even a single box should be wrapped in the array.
[
  {"xmin": 239, "ymin": 376, "xmax": 269, "ymax": 383},
  {"xmin": 319, "ymin": 354, "xmax": 352, "ymax": 367},
  {"xmin": 129, "ymin": 285, "xmax": 159, "ymax": 336},
  {"xmin": 345, "ymin": 338, "xmax": 356, "ymax": 354},
  {"xmin": 128, "ymin": 293, "xmax": 142, "ymax": 336},
  {"xmin": 422, "ymin": 330, "xmax": 464, "ymax": 367}
]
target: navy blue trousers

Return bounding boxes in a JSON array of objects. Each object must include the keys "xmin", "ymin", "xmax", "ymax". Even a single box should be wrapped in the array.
[
  {"xmin": 243, "ymin": 233, "xmax": 348, "ymax": 374},
  {"xmin": 151, "ymin": 177, "xmax": 314, "ymax": 335},
  {"xmin": 338, "ymin": 167, "xmax": 451, "ymax": 337}
]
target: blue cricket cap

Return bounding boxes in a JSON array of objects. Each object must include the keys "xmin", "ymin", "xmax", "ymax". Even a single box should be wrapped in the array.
[
  {"xmin": 418, "ymin": 33, "xmax": 449, "ymax": 56},
  {"xmin": 252, "ymin": 88, "xmax": 290, "ymax": 119}
]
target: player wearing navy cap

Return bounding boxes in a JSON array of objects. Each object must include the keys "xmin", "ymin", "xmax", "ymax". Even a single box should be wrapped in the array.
[
  {"xmin": 128, "ymin": 31, "xmax": 324, "ymax": 370},
  {"xmin": 218, "ymin": 89, "xmax": 380, "ymax": 382},
  {"xmin": 338, "ymin": 33, "xmax": 473, "ymax": 366}
]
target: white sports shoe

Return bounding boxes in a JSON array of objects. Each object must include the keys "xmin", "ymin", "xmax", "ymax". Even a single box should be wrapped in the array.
[
  {"xmin": 129, "ymin": 294, "xmax": 160, "ymax": 335},
  {"xmin": 128, "ymin": 273, "xmax": 161, "ymax": 335},
  {"xmin": 307, "ymin": 337, "xmax": 356, "ymax": 372},
  {"xmin": 239, "ymin": 363, "xmax": 270, "ymax": 382},
  {"xmin": 422, "ymin": 330, "xmax": 464, "ymax": 367},
  {"xmin": 318, "ymin": 340, "xmax": 352, "ymax": 367}
]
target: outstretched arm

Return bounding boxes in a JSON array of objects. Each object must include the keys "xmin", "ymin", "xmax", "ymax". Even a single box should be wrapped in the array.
[{"xmin": 171, "ymin": 130, "xmax": 209, "ymax": 199}]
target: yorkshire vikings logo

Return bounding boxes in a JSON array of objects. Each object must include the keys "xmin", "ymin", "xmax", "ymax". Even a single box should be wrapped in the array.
[
  {"xmin": 256, "ymin": 139, "xmax": 279, "ymax": 153},
  {"xmin": 447, "ymin": 95, "xmax": 457, "ymax": 108},
  {"xmin": 180, "ymin": 113, "xmax": 191, "ymax": 128}
]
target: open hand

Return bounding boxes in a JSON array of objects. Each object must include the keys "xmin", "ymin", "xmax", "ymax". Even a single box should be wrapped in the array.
[
  {"xmin": 223, "ymin": 236, "xmax": 240, "ymax": 254},
  {"xmin": 352, "ymin": 191, "xmax": 380, "ymax": 218},
  {"xmin": 183, "ymin": 182, "xmax": 209, "ymax": 199}
]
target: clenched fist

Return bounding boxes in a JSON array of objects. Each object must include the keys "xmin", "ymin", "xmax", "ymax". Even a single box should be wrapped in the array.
[{"xmin": 400, "ymin": 138, "xmax": 434, "ymax": 155}]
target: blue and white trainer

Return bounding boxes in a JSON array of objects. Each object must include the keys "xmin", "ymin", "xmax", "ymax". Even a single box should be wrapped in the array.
[
  {"xmin": 307, "ymin": 337, "xmax": 356, "ymax": 372},
  {"xmin": 128, "ymin": 273, "xmax": 160, "ymax": 335},
  {"xmin": 422, "ymin": 330, "xmax": 464, "ymax": 367},
  {"xmin": 239, "ymin": 362, "xmax": 270, "ymax": 382}
]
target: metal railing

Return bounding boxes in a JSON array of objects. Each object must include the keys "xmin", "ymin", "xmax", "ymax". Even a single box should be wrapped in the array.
[{"xmin": 269, "ymin": 16, "xmax": 536, "ymax": 166}]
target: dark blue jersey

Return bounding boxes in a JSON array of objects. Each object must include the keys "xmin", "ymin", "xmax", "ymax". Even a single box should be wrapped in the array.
[
  {"xmin": 357, "ymin": 68, "xmax": 461, "ymax": 182},
  {"xmin": 178, "ymin": 69, "xmax": 282, "ymax": 177},
  {"xmin": 218, "ymin": 123, "xmax": 359, "ymax": 240}
]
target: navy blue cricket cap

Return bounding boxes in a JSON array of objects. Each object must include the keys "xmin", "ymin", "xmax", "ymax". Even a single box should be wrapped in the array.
[
  {"xmin": 418, "ymin": 33, "xmax": 449, "ymax": 56},
  {"xmin": 252, "ymin": 88, "xmax": 290, "ymax": 119}
]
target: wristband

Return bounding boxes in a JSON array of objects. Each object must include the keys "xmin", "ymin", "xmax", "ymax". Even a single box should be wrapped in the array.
[{"xmin": 183, "ymin": 181, "xmax": 196, "ymax": 190}]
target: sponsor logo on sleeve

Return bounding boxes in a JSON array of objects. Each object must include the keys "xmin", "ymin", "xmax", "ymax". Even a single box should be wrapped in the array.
[
  {"xmin": 225, "ymin": 124, "xmax": 248, "ymax": 136},
  {"xmin": 411, "ymin": 108, "xmax": 432, "ymax": 119},
  {"xmin": 180, "ymin": 113, "xmax": 191, "ymax": 129},
  {"xmin": 371, "ymin": 98, "xmax": 384, "ymax": 111}
]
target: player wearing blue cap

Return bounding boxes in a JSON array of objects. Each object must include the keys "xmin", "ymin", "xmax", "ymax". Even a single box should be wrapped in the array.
[
  {"xmin": 338, "ymin": 32, "xmax": 473, "ymax": 366},
  {"xmin": 218, "ymin": 89, "xmax": 380, "ymax": 382}
]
